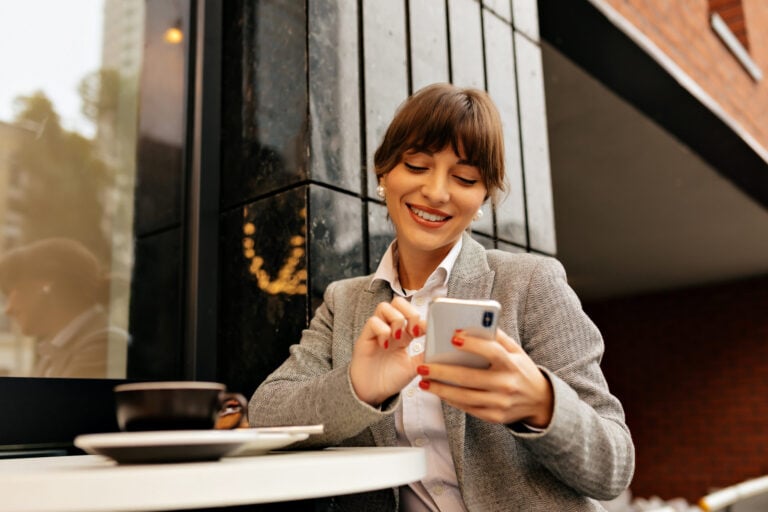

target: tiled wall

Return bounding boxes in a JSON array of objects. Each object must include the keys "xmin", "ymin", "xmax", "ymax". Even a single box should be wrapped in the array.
[{"xmin": 217, "ymin": 0, "xmax": 555, "ymax": 396}]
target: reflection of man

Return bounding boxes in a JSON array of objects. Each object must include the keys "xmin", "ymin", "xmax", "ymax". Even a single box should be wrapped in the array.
[{"xmin": 0, "ymin": 238, "xmax": 127, "ymax": 378}]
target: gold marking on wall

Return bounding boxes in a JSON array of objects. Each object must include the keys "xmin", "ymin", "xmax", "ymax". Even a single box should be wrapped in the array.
[{"xmin": 241, "ymin": 207, "xmax": 307, "ymax": 295}]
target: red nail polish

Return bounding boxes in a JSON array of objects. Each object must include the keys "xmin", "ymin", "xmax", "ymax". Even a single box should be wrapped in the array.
[
  {"xmin": 451, "ymin": 336, "xmax": 464, "ymax": 347},
  {"xmin": 417, "ymin": 365, "xmax": 429, "ymax": 376},
  {"xmin": 418, "ymin": 380, "xmax": 430, "ymax": 390},
  {"xmin": 394, "ymin": 329, "xmax": 402, "ymax": 340},
  {"xmin": 413, "ymin": 325, "xmax": 420, "ymax": 337},
  {"xmin": 384, "ymin": 340, "xmax": 389, "ymax": 349}
]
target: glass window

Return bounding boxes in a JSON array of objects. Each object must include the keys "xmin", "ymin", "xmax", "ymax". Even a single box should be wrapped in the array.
[{"xmin": 0, "ymin": 0, "xmax": 146, "ymax": 379}]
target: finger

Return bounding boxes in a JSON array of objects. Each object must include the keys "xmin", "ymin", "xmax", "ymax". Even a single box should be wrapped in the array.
[
  {"xmin": 373, "ymin": 301, "xmax": 408, "ymax": 341},
  {"xmin": 421, "ymin": 377, "xmax": 522, "ymax": 418},
  {"xmin": 390, "ymin": 297, "xmax": 426, "ymax": 339},
  {"xmin": 419, "ymin": 362, "xmax": 484, "ymax": 388},
  {"xmin": 362, "ymin": 315, "xmax": 395, "ymax": 348},
  {"xmin": 419, "ymin": 378, "xmax": 491, "ymax": 408},
  {"xmin": 495, "ymin": 328, "xmax": 523, "ymax": 354},
  {"xmin": 450, "ymin": 330, "xmax": 510, "ymax": 368}
]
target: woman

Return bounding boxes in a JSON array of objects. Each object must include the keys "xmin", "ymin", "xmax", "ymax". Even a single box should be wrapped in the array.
[{"xmin": 249, "ymin": 83, "xmax": 635, "ymax": 511}]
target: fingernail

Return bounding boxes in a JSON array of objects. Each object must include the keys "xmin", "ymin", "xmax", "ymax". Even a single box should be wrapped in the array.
[
  {"xmin": 417, "ymin": 365, "xmax": 429, "ymax": 376},
  {"xmin": 418, "ymin": 380, "xmax": 430, "ymax": 390},
  {"xmin": 394, "ymin": 329, "xmax": 402, "ymax": 340},
  {"xmin": 413, "ymin": 325, "xmax": 420, "ymax": 337},
  {"xmin": 451, "ymin": 336, "xmax": 464, "ymax": 347},
  {"xmin": 454, "ymin": 329, "xmax": 464, "ymax": 334},
  {"xmin": 384, "ymin": 340, "xmax": 389, "ymax": 349}
]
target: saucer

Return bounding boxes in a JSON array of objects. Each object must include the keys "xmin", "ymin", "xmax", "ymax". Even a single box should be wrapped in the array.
[{"xmin": 74, "ymin": 429, "xmax": 309, "ymax": 464}]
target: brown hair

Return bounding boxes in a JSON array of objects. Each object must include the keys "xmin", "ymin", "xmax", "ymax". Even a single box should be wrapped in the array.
[
  {"xmin": 0, "ymin": 238, "xmax": 110, "ymax": 306},
  {"xmin": 373, "ymin": 83, "xmax": 506, "ymax": 198}
]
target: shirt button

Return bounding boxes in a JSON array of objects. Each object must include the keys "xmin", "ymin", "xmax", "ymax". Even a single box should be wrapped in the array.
[
  {"xmin": 432, "ymin": 485, "xmax": 445, "ymax": 495},
  {"xmin": 410, "ymin": 341, "xmax": 423, "ymax": 353},
  {"xmin": 406, "ymin": 388, "xmax": 416, "ymax": 398},
  {"xmin": 414, "ymin": 297, "xmax": 425, "ymax": 306},
  {"xmin": 413, "ymin": 437, "xmax": 428, "ymax": 447}
]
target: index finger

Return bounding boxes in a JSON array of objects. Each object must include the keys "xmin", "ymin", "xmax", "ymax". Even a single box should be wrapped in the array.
[{"xmin": 391, "ymin": 296, "xmax": 426, "ymax": 338}]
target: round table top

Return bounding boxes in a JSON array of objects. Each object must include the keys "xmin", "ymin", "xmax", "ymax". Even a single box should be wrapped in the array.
[{"xmin": 0, "ymin": 446, "xmax": 427, "ymax": 512}]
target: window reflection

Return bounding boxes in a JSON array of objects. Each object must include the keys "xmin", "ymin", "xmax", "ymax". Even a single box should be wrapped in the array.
[
  {"xmin": 0, "ymin": 0, "xmax": 143, "ymax": 378},
  {"xmin": 0, "ymin": 238, "xmax": 129, "ymax": 378}
]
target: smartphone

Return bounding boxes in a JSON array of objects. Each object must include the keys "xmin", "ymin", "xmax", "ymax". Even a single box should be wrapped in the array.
[{"xmin": 425, "ymin": 298, "xmax": 501, "ymax": 368}]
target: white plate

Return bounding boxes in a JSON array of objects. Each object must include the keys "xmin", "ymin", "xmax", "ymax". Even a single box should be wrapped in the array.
[
  {"xmin": 74, "ymin": 429, "xmax": 308, "ymax": 464},
  {"xmin": 229, "ymin": 431, "xmax": 309, "ymax": 457}
]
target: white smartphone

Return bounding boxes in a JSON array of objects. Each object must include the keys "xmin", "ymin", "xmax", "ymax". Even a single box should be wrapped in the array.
[{"xmin": 425, "ymin": 298, "xmax": 501, "ymax": 368}]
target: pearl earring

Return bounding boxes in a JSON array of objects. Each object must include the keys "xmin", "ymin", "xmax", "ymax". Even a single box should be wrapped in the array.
[
  {"xmin": 376, "ymin": 184, "xmax": 386, "ymax": 199},
  {"xmin": 473, "ymin": 209, "xmax": 484, "ymax": 221}
]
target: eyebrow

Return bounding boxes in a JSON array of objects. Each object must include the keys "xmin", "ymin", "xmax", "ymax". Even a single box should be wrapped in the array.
[{"xmin": 405, "ymin": 147, "xmax": 476, "ymax": 167}]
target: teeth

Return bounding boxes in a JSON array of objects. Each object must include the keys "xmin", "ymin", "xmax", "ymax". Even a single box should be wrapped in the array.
[{"xmin": 410, "ymin": 206, "xmax": 448, "ymax": 222}]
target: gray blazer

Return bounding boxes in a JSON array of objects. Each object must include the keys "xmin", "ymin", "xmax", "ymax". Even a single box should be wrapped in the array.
[{"xmin": 249, "ymin": 234, "xmax": 635, "ymax": 511}]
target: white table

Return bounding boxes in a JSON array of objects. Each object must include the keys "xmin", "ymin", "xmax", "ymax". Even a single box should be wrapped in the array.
[{"xmin": 0, "ymin": 447, "xmax": 426, "ymax": 512}]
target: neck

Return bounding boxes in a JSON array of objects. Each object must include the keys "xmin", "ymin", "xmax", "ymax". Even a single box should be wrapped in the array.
[
  {"xmin": 396, "ymin": 243, "xmax": 453, "ymax": 290},
  {"xmin": 42, "ymin": 303, "xmax": 92, "ymax": 337}
]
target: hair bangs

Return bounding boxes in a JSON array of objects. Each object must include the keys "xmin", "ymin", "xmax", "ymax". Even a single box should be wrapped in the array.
[{"xmin": 373, "ymin": 83, "xmax": 506, "ymax": 197}]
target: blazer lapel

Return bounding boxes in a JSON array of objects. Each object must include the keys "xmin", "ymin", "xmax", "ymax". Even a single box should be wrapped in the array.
[
  {"xmin": 443, "ymin": 401, "xmax": 468, "ymax": 488},
  {"xmin": 444, "ymin": 234, "xmax": 495, "ymax": 489},
  {"xmin": 363, "ymin": 278, "xmax": 398, "ymax": 448},
  {"xmin": 447, "ymin": 233, "xmax": 495, "ymax": 300}
]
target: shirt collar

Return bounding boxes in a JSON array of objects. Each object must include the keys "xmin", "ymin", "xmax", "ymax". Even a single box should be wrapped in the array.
[
  {"xmin": 371, "ymin": 237, "xmax": 463, "ymax": 295},
  {"xmin": 48, "ymin": 305, "xmax": 104, "ymax": 348}
]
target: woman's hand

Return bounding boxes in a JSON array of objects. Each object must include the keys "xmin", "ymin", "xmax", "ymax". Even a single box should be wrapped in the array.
[
  {"xmin": 349, "ymin": 297, "xmax": 427, "ymax": 407},
  {"xmin": 416, "ymin": 329, "xmax": 554, "ymax": 428}
]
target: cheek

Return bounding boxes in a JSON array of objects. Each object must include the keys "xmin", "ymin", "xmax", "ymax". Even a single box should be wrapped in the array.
[{"xmin": 460, "ymin": 191, "xmax": 487, "ymax": 213}]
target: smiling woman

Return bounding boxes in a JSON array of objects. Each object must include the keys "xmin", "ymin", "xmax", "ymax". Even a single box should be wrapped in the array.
[
  {"xmin": 249, "ymin": 83, "xmax": 635, "ymax": 511},
  {"xmin": 378, "ymin": 146, "xmax": 488, "ymax": 290}
]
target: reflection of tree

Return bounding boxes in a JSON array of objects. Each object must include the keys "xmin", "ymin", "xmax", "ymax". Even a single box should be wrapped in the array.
[
  {"xmin": 9, "ymin": 92, "xmax": 111, "ymax": 261},
  {"xmin": 78, "ymin": 69, "xmax": 120, "ymax": 125}
]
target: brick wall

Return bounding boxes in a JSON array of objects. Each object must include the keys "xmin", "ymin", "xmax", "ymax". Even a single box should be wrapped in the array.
[
  {"xmin": 587, "ymin": 275, "xmax": 768, "ymax": 502},
  {"xmin": 600, "ymin": 0, "xmax": 768, "ymax": 154}
]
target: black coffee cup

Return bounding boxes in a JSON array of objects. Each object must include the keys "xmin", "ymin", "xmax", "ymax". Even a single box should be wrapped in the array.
[{"xmin": 114, "ymin": 381, "xmax": 248, "ymax": 431}]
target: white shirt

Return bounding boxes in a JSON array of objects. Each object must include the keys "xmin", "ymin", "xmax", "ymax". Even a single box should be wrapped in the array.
[{"xmin": 372, "ymin": 238, "xmax": 468, "ymax": 512}]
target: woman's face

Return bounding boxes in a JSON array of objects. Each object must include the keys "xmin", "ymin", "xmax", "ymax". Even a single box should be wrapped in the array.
[{"xmin": 381, "ymin": 145, "xmax": 487, "ymax": 264}]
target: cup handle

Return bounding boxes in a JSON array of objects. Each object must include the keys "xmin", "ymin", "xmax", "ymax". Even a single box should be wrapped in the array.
[{"xmin": 214, "ymin": 392, "xmax": 249, "ymax": 429}]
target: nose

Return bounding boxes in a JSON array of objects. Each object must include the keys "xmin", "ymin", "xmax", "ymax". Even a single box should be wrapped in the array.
[{"xmin": 421, "ymin": 170, "xmax": 450, "ymax": 204}]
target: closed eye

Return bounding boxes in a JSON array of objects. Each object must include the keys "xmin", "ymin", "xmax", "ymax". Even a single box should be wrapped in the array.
[
  {"xmin": 455, "ymin": 176, "xmax": 479, "ymax": 186},
  {"xmin": 404, "ymin": 163, "xmax": 428, "ymax": 172}
]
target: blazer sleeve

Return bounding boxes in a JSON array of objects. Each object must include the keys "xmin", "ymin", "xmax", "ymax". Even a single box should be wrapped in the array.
[
  {"xmin": 247, "ymin": 280, "xmax": 398, "ymax": 446},
  {"xmin": 512, "ymin": 257, "xmax": 635, "ymax": 500}
]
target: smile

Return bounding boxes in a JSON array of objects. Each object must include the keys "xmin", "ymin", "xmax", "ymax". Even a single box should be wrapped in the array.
[{"xmin": 408, "ymin": 205, "xmax": 450, "ymax": 222}]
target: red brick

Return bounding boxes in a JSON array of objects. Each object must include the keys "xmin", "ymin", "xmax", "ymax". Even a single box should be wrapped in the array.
[
  {"xmin": 602, "ymin": 0, "xmax": 768, "ymax": 153},
  {"xmin": 590, "ymin": 275, "xmax": 768, "ymax": 502}
]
